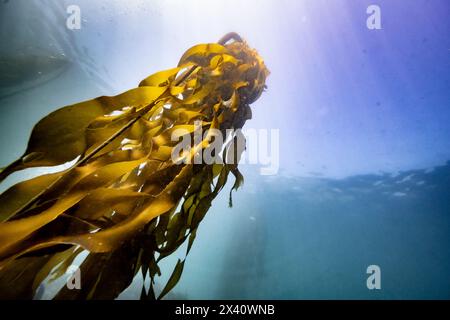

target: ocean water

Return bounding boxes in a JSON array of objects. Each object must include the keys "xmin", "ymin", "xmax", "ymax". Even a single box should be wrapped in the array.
[
  {"xmin": 164, "ymin": 163, "xmax": 450, "ymax": 299},
  {"xmin": 0, "ymin": 0, "xmax": 449, "ymax": 299}
]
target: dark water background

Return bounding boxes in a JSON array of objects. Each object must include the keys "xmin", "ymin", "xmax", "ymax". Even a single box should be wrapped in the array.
[{"xmin": 162, "ymin": 163, "xmax": 450, "ymax": 299}]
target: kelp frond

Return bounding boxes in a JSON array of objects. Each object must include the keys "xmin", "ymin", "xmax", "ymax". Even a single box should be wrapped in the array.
[{"xmin": 0, "ymin": 33, "xmax": 269, "ymax": 299}]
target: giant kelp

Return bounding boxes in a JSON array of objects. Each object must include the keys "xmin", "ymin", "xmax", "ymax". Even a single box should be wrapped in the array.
[{"xmin": 0, "ymin": 33, "xmax": 269, "ymax": 299}]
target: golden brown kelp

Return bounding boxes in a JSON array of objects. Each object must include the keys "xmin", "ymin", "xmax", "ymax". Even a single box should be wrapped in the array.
[{"xmin": 0, "ymin": 33, "xmax": 269, "ymax": 299}]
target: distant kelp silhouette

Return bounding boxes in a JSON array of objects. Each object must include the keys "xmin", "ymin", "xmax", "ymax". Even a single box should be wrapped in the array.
[{"xmin": 0, "ymin": 33, "xmax": 269, "ymax": 299}]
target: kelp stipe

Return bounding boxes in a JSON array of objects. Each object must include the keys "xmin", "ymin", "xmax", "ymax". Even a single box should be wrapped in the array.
[{"xmin": 0, "ymin": 33, "xmax": 269, "ymax": 299}]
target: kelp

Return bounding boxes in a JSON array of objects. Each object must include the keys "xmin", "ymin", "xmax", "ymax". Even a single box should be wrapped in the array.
[{"xmin": 0, "ymin": 32, "xmax": 269, "ymax": 299}]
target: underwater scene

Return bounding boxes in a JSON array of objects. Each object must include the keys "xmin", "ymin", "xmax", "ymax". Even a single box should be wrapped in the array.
[{"xmin": 0, "ymin": 0, "xmax": 449, "ymax": 300}]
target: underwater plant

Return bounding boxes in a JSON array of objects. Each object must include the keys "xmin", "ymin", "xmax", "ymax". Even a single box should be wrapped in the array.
[{"xmin": 0, "ymin": 33, "xmax": 269, "ymax": 299}]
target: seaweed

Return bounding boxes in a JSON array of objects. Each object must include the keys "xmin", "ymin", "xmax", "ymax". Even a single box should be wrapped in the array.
[{"xmin": 0, "ymin": 33, "xmax": 269, "ymax": 299}]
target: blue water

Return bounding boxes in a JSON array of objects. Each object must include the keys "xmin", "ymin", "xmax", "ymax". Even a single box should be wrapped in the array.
[
  {"xmin": 165, "ymin": 163, "xmax": 450, "ymax": 299},
  {"xmin": 0, "ymin": 0, "xmax": 449, "ymax": 299}
]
